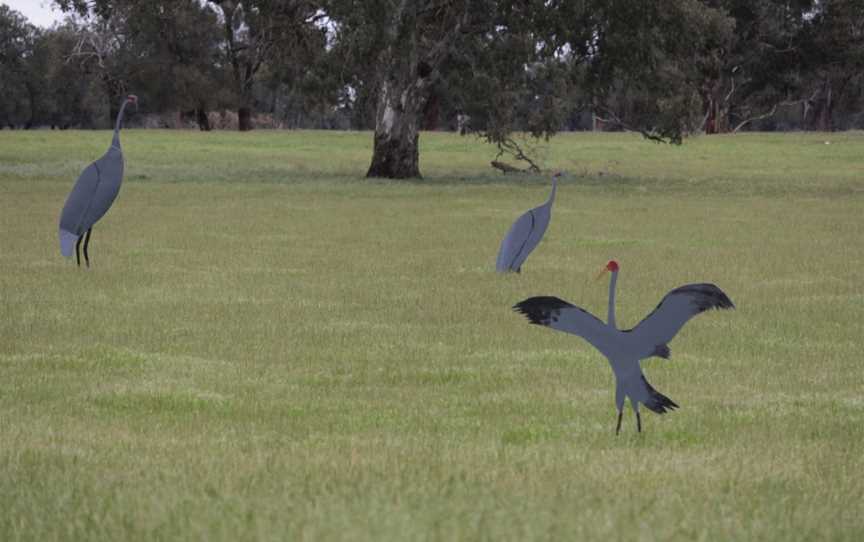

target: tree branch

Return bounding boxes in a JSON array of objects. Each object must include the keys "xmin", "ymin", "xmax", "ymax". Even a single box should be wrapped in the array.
[
  {"xmin": 593, "ymin": 107, "xmax": 671, "ymax": 144},
  {"xmin": 492, "ymin": 136, "xmax": 541, "ymax": 173},
  {"xmin": 731, "ymin": 99, "xmax": 811, "ymax": 133},
  {"xmin": 732, "ymin": 103, "xmax": 778, "ymax": 133}
]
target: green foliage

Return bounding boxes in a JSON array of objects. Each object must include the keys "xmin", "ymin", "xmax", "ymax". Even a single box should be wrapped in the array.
[
  {"xmin": 0, "ymin": 5, "xmax": 37, "ymax": 127},
  {"xmin": 50, "ymin": 0, "xmax": 325, "ymax": 129},
  {"xmin": 0, "ymin": 0, "xmax": 858, "ymax": 139},
  {"xmin": 126, "ymin": 2, "xmax": 228, "ymax": 113},
  {"xmin": 203, "ymin": 0, "xmax": 325, "ymax": 129},
  {"xmin": 577, "ymin": 0, "xmax": 735, "ymax": 141},
  {"xmin": 797, "ymin": 0, "xmax": 864, "ymax": 129}
]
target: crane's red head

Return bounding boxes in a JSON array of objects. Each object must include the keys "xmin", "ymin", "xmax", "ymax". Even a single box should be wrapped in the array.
[{"xmin": 127, "ymin": 94, "xmax": 138, "ymax": 105}]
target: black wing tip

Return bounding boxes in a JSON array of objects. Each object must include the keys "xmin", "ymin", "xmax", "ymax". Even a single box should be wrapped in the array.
[
  {"xmin": 673, "ymin": 283, "xmax": 735, "ymax": 312},
  {"xmin": 706, "ymin": 284, "xmax": 735, "ymax": 310},
  {"xmin": 513, "ymin": 296, "xmax": 572, "ymax": 326}
]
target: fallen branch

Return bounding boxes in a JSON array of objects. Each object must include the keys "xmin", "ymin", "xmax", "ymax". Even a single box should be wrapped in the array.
[
  {"xmin": 490, "ymin": 160, "xmax": 529, "ymax": 174},
  {"xmin": 494, "ymin": 136, "xmax": 541, "ymax": 172}
]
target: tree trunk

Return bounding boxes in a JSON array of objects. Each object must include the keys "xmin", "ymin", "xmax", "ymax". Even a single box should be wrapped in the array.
[
  {"xmin": 701, "ymin": 74, "xmax": 735, "ymax": 135},
  {"xmin": 238, "ymin": 106, "xmax": 253, "ymax": 131},
  {"xmin": 366, "ymin": 80, "xmax": 422, "ymax": 179},
  {"xmin": 26, "ymin": 83, "xmax": 38, "ymax": 129},
  {"xmin": 704, "ymin": 97, "xmax": 717, "ymax": 134},
  {"xmin": 816, "ymin": 79, "xmax": 833, "ymax": 132},
  {"xmin": 805, "ymin": 79, "xmax": 834, "ymax": 132},
  {"xmin": 363, "ymin": 0, "xmax": 467, "ymax": 177},
  {"xmin": 197, "ymin": 108, "xmax": 211, "ymax": 131},
  {"xmin": 422, "ymin": 92, "xmax": 440, "ymax": 130},
  {"xmin": 703, "ymin": 94, "xmax": 730, "ymax": 134}
]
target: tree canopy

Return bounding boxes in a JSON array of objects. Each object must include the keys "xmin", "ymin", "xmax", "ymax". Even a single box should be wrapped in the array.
[{"xmin": 0, "ymin": 0, "xmax": 861, "ymax": 176}]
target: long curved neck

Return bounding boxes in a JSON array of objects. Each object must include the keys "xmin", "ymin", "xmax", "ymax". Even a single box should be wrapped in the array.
[
  {"xmin": 546, "ymin": 175, "xmax": 558, "ymax": 204},
  {"xmin": 607, "ymin": 270, "xmax": 618, "ymax": 329},
  {"xmin": 112, "ymin": 99, "xmax": 129, "ymax": 148}
]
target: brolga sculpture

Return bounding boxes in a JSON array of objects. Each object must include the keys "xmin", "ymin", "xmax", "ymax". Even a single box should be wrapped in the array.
[
  {"xmin": 59, "ymin": 94, "xmax": 137, "ymax": 267},
  {"xmin": 513, "ymin": 260, "xmax": 734, "ymax": 434},
  {"xmin": 495, "ymin": 172, "xmax": 560, "ymax": 273}
]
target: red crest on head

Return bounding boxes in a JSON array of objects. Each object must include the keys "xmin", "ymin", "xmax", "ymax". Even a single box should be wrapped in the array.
[{"xmin": 606, "ymin": 260, "xmax": 619, "ymax": 272}]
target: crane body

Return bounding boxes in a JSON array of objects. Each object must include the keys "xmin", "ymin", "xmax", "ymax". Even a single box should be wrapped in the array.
[
  {"xmin": 59, "ymin": 95, "xmax": 137, "ymax": 266},
  {"xmin": 514, "ymin": 261, "xmax": 734, "ymax": 433},
  {"xmin": 496, "ymin": 173, "xmax": 559, "ymax": 273}
]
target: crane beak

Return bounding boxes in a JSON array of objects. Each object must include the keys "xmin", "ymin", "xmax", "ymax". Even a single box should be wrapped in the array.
[{"xmin": 595, "ymin": 267, "xmax": 609, "ymax": 281}]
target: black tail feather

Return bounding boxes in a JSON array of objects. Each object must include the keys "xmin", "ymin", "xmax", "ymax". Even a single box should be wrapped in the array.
[
  {"xmin": 641, "ymin": 375, "xmax": 679, "ymax": 414},
  {"xmin": 653, "ymin": 343, "xmax": 671, "ymax": 359}
]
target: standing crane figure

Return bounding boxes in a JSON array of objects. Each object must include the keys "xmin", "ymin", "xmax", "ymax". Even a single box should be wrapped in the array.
[
  {"xmin": 495, "ymin": 172, "xmax": 560, "ymax": 273},
  {"xmin": 513, "ymin": 260, "xmax": 734, "ymax": 434},
  {"xmin": 59, "ymin": 94, "xmax": 137, "ymax": 267}
]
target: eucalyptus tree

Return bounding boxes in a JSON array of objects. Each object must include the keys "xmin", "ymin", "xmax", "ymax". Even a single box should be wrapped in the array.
[
  {"xmin": 0, "ymin": 17, "xmax": 107, "ymax": 129},
  {"xmin": 53, "ymin": 1, "xmax": 223, "ymax": 126},
  {"xmin": 327, "ymin": 1, "xmax": 465, "ymax": 177},
  {"xmin": 688, "ymin": 0, "xmax": 814, "ymax": 133},
  {"xmin": 692, "ymin": 0, "xmax": 864, "ymax": 132},
  {"xmin": 123, "ymin": 1, "xmax": 226, "ymax": 129},
  {"xmin": 254, "ymin": 3, "xmax": 332, "ymax": 129},
  {"xmin": 798, "ymin": 0, "xmax": 864, "ymax": 130},
  {"xmin": 442, "ymin": 2, "xmax": 575, "ymax": 164},
  {"xmin": 326, "ymin": 0, "xmax": 744, "ymax": 179},
  {"xmin": 0, "ymin": 5, "xmax": 37, "ymax": 128},
  {"xmin": 639, "ymin": 0, "xmax": 862, "ymax": 134},
  {"xmin": 52, "ymin": 2, "xmax": 143, "ymax": 125},
  {"xmin": 204, "ymin": 0, "xmax": 325, "ymax": 130},
  {"xmin": 326, "ymin": 0, "xmax": 561, "ymax": 178},
  {"xmin": 55, "ymin": 0, "xmax": 323, "ymax": 131},
  {"xmin": 568, "ymin": 0, "xmax": 737, "ymax": 142}
]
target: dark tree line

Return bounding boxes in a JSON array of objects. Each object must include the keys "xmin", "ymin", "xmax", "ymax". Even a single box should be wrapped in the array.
[{"xmin": 1, "ymin": 0, "xmax": 862, "ymax": 178}]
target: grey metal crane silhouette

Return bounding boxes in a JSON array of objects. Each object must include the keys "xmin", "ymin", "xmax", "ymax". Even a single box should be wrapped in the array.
[
  {"xmin": 495, "ymin": 172, "xmax": 560, "ymax": 273},
  {"xmin": 513, "ymin": 260, "xmax": 734, "ymax": 434},
  {"xmin": 59, "ymin": 94, "xmax": 137, "ymax": 267}
]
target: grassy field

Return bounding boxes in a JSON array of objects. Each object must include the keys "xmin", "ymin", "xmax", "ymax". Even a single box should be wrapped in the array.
[{"xmin": 1, "ymin": 129, "xmax": 863, "ymax": 541}]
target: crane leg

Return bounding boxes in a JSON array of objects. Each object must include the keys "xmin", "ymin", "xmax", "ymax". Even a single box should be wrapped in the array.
[
  {"xmin": 82, "ymin": 228, "xmax": 92, "ymax": 268},
  {"xmin": 636, "ymin": 411, "xmax": 642, "ymax": 433},
  {"xmin": 615, "ymin": 411, "xmax": 623, "ymax": 435},
  {"xmin": 75, "ymin": 235, "xmax": 83, "ymax": 267}
]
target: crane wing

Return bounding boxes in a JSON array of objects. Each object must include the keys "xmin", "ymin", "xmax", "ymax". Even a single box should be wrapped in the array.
[
  {"xmin": 513, "ymin": 296, "xmax": 612, "ymax": 353},
  {"xmin": 496, "ymin": 209, "xmax": 536, "ymax": 272},
  {"xmin": 624, "ymin": 283, "xmax": 734, "ymax": 357},
  {"xmin": 59, "ymin": 161, "xmax": 102, "ymax": 237},
  {"xmin": 58, "ymin": 149, "xmax": 123, "ymax": 237},
  {"xmin": 82, "ymin": 149, "xmax": 124, "ymax": 227},
  {"xmin": 496, "ymin": 204, "xmax": 551, "ymax": 272}
]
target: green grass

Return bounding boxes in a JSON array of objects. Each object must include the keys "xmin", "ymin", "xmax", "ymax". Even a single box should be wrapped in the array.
[{"xmin": 1, "ymin": 129, "xmax": 863, "ymax": 541}]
